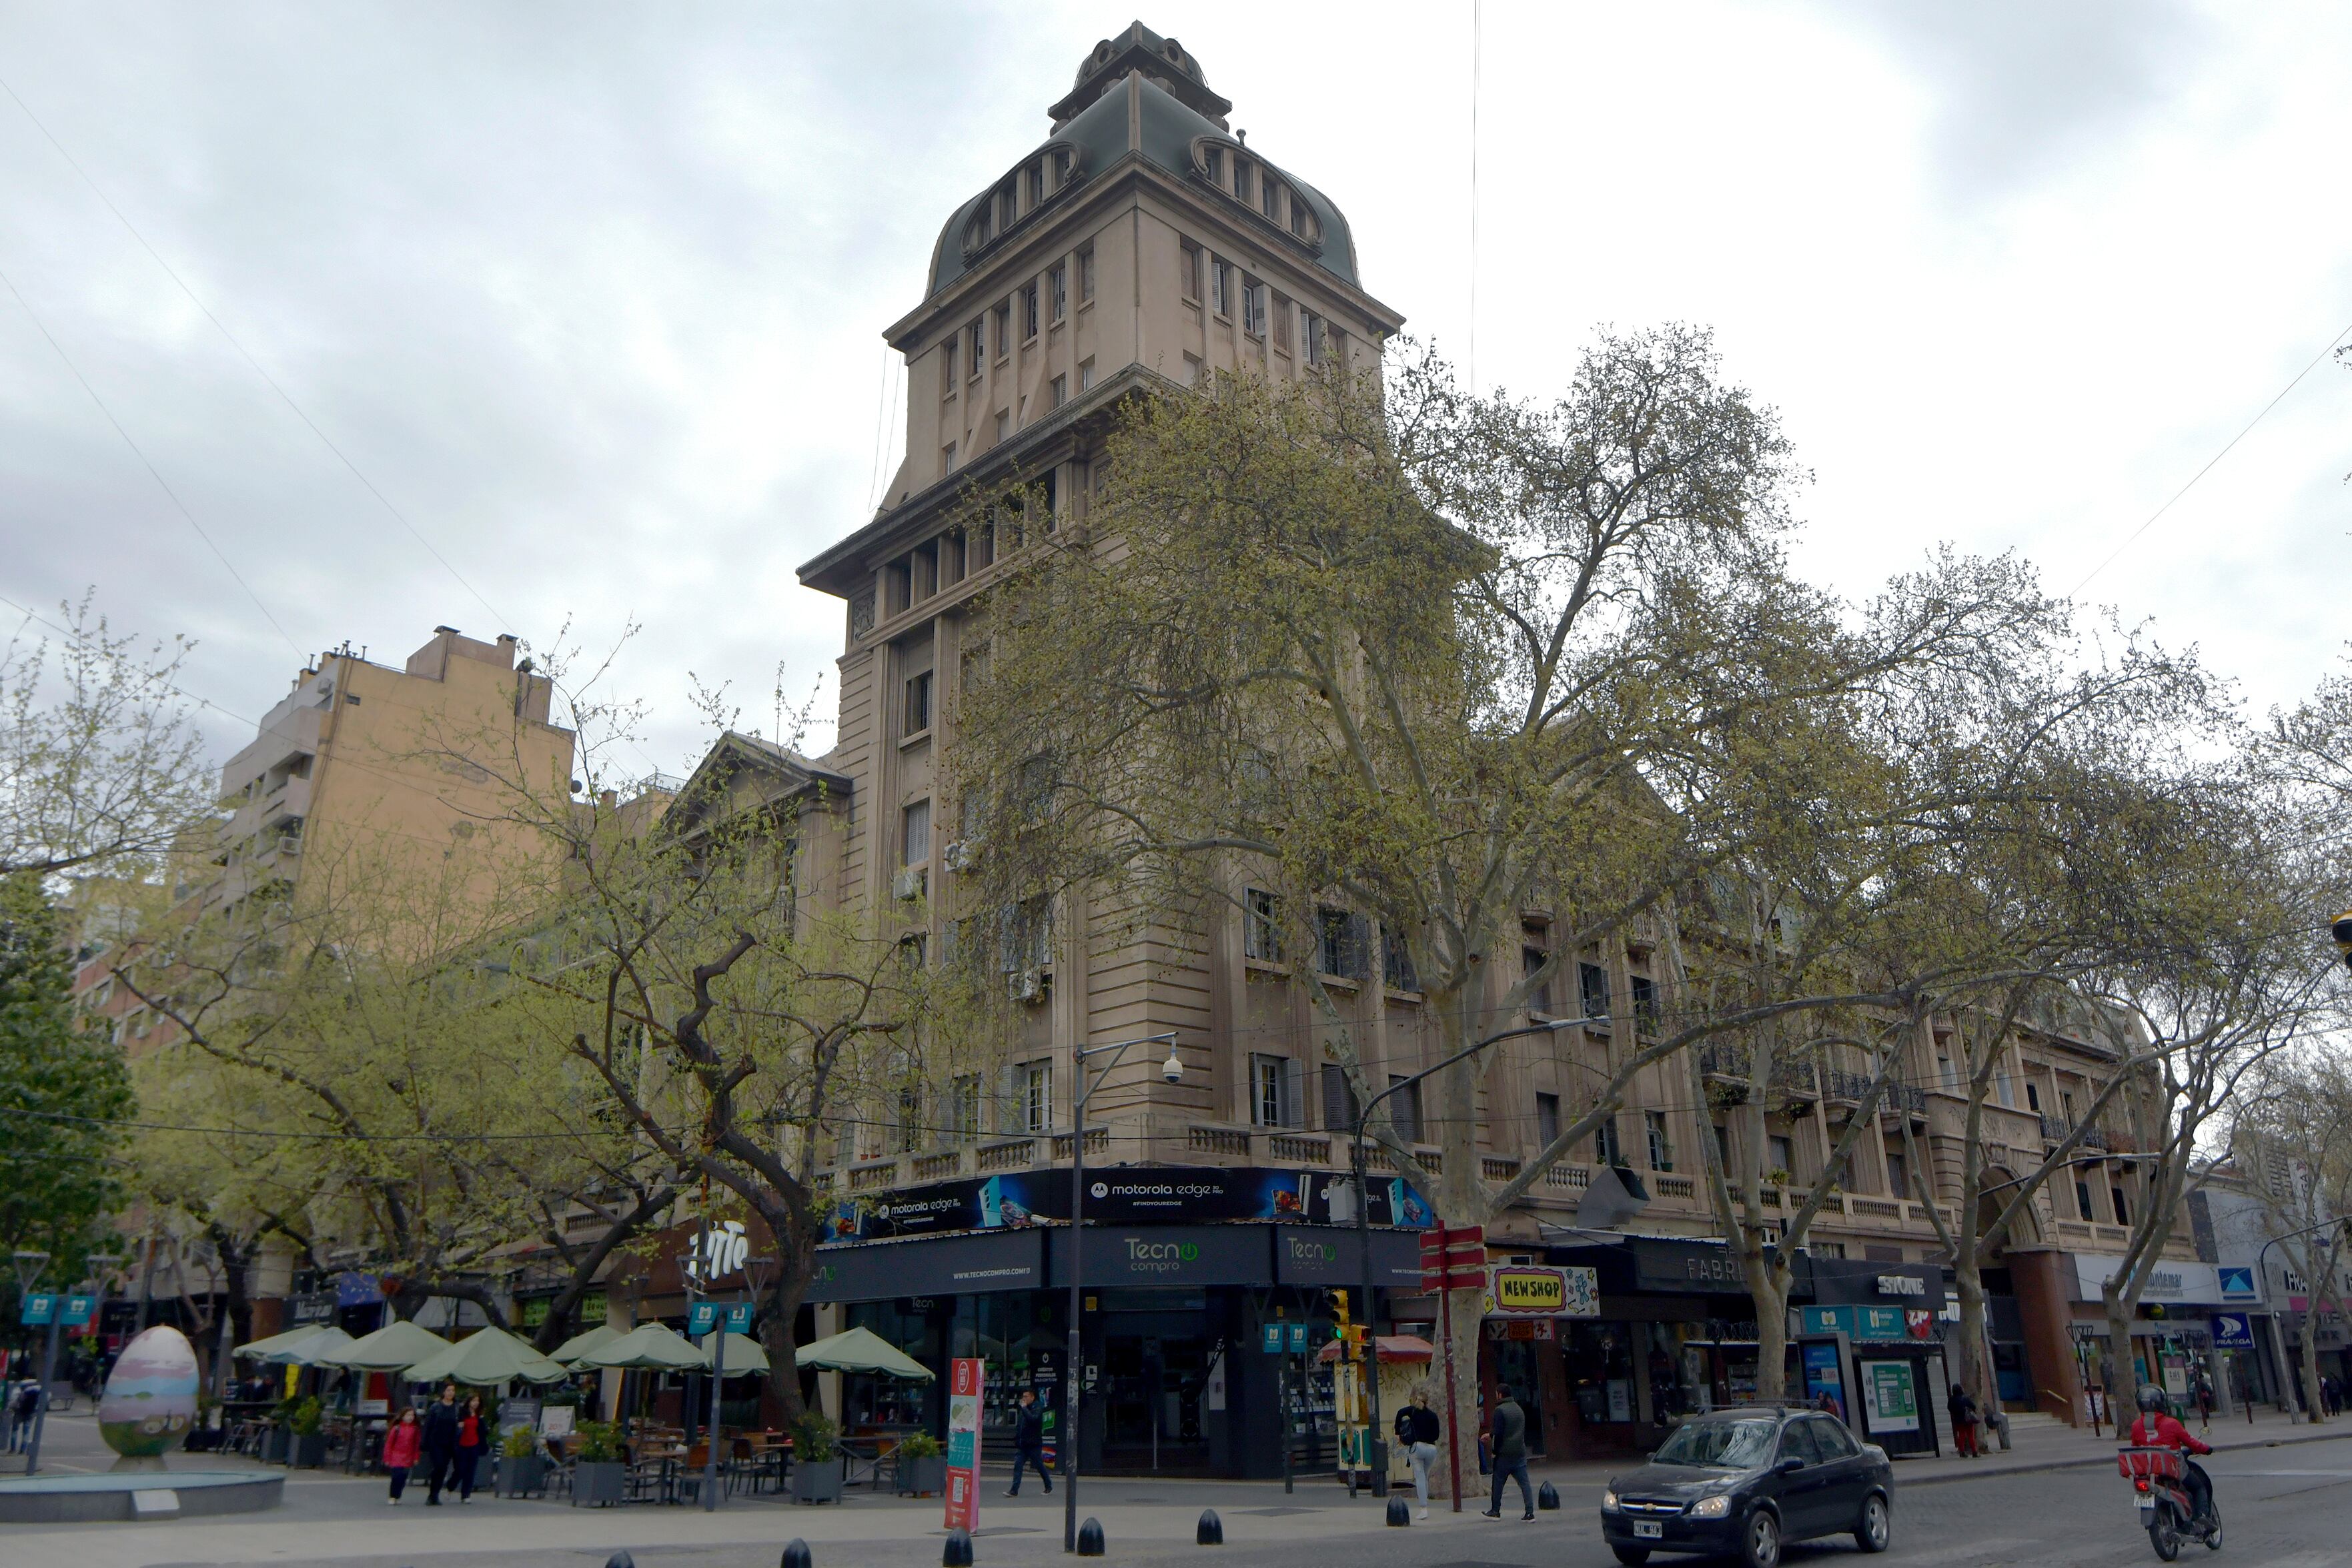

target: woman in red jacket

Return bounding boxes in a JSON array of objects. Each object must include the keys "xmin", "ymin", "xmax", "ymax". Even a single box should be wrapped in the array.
[
  {"xmin": 454, "ymin": 1393, "xmax": 488, "ymax": 1502},
  {"xmin": 382, "ymin": 1407, "xmax": 423, "ymax": 1505}
]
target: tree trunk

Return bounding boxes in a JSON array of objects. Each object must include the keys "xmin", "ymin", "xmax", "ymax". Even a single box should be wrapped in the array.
[
  {"xmin": 2103, "ymin": 1285, "xmax": 2139, "ymax": 1423},
  {"xmin": 1954, "ymin": 1265, "xmax": 1991, "ymax": 1416},
  {"xmin": 2297, "ymin": 1312, "xmax": 2328, "ymax": 1425},
  {"xmin": 1746, "ymin": 1253, "xmax": 1792, "ymax": 1402}
]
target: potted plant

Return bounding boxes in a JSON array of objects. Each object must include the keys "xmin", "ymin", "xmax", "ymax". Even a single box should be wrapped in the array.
[
  {"xmin": 789, "ymin": 1409, "xmax": 844, "ymax": 1504},
  {"xmin": 496, "ymin": 1422, "xmax": 547, "ymax": 1497},
  {"xmin": 569, "ymin": 1420, "xmax": 627, "ymax": 1508},
  {"xmin": 894, "ymin": 1429, "xmax": 947, "ymax": 1497},
  {"xmin": 289, "ymin": 1396, "xmax": 328, "ymax": 1469},
  {"xmin": 263, "ymin": 1397, "xmax": 296, "ymax": 1463}
]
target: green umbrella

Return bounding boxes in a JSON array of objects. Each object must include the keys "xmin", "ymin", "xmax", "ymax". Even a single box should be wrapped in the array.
[
  {"xmin": 264, "ymin": 1325, "xmax": 357, "ymax": 1366},
  {"xmin": 576, "ymin": 1322, "xmax": 707, "ymax": 1372},
  {"xmin": 792, "ymin": 1326, "xmax": 934, "ymax": 1381},
  {"xmin": 694, "ymin": 1331, "xmax": 770, "ymax": 1375},
  {"xmin": 233, "ymin": 1325, "xmax": 320, "ymax": 1361},
  {"xmin": 405, "ymin": 1325, "xmax": 571, "ymax": 1385},
  {"xmin": 549, "ymin": 1321, "xmax": 623, "ymax": 1365},
  {"xmin": 325, "ymin": 1318, "xmax": 453, "ymax": 1373}
]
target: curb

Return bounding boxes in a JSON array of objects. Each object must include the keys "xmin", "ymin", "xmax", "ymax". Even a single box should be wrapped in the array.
[{"xmin": 1898, "ymin": 1424, "xmax": 2348, "ymax": 1489}]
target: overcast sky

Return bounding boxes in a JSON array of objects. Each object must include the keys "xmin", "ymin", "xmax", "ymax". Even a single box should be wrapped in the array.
[{"xmin": 2, "ymin": 2, "xmax": 2346, "ymax": 778}]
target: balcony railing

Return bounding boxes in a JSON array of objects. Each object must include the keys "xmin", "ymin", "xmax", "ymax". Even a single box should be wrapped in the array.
[{"xmin": 1700, "ymin": 1044, "xmax": 1818, "ymax": 1103}]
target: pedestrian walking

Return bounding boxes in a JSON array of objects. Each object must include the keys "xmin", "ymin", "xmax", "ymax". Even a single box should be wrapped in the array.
[
  {"xmin": 1947, "ymin": 1383, "xmax": 1980, "ymax": 1458},
  {"xmin": 9, "ymin": 1379, "xmax": 38, "ymax": 1454},
  {"xmin": 421, "ymin": 1383, "xmax": 460, "ymax": 1505},
  {"xmin": 382, "ymin": 1407, "xmax": 422, "ymax": 1505},
  {"xmin": 453, "ymin": 1393, "xmax": 487, "ymax": 1502},
  {"xmin": 1005, "ymin": 1388, "xmax": 1052, "ymax": 1496},
  {"xmin": 1480, "ymin": 1383, "xmax": 1534, "ymax": 1521},
  {"xmin": 1393, "ymin": 1387, "xmax": 1441, "ymax": 1521},
  {"xmin": 2194, "ymin": 1373, "xmax": 2215, "ymax": 1433}
]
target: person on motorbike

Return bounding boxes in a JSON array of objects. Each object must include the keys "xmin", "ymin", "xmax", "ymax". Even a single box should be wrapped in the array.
[{"xmin": 2128, "ymin": 1384, "xmax": 2214, "ymax": 1525}]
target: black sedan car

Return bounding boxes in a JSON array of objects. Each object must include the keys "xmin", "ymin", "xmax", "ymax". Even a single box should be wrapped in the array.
[{"xmin": 1600, "ymin": 1405, "xmax": 1894, "ymax": 1567}]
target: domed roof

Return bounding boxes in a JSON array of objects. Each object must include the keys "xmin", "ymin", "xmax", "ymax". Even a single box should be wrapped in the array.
[{"xmin": 926, "ymin": 64, "xmax": 1358, "ymax": 299}]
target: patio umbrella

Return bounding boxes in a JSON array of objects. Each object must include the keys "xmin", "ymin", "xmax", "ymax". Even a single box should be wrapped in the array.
[
  {"xmin": 325, "ymin": 1317, "xmax": 453, "ymax": 1373},
  {"xmin": 262, "ymin": 1325, "xmax": 358, "ymax": 1366},
  {"xmin": 548, "ymin": 1321, "xmax": 623, "ymax": 1366},
  {"xmin": 694, "ymin": 1331, "xmax": 770, "ymax": 1375},
  {"xmin": 575, "ymin": 1321, "xmax": 708, "ymax": 1372},
  {"xmin": 792, "ymin": 1326, "xmax": 934, "ymax": 1381},
  {"xmin": 405, "ymin": 1325, "xmax": 571, "ymax": 1385},
  {"xmin": 233, "ymin": 1325, "xmax": 322, "ymax": 1361}
]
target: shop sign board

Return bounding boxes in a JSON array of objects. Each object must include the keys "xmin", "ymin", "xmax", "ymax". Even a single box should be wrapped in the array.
[
  {"xmin": 60, "ymin": 1293, "xmax": 97, "ymax": 1328},
  {"xmin": 806, "ymin": 1228, "xmax": 1045, "ymax": 1303},
  {"xmin": 1802, "ymin": 1305, "xmax": 1936, "ymax": 1343},
  {"xmin": 2217, "ymin": 1267, "xmax": 2257, "ymax": 1301},
  {"xmin": 1861, "ymin": 1359, "xmax": 1920, "ymax": 1433},
  {"xmin": 1484, "ymin": 1265, "xmax": 1600, "ymax": 1318},
  {"xmin": 2212, "ymin": 1312, "xmax": 2255, "ymax": 1349},
  {"xmin": 1419, "ymin": 1225, "xmax": 1488, "ymax": 1291},
  {"xmin": 943, "ymin": 1358, "xmax": 985, "ymax": 1532},
  {"xmin": 2073, "ymin": 1255, "xmax": 2226, "ymax": 1306},
  {"xmin": 1632, "ymin": 1239, "xmax": 1749, "ymax": 1294},
  {"xmin": 19, "ymin": 1293, "xmax": 53, "ymax": 1326},
  {"xmin": 824, "ymin": 1165, "xmax": 1437, "ymax": 1243}
]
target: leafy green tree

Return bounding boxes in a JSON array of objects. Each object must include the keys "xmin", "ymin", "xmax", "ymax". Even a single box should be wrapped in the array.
[{"xmin": 0, "ymin": 872, "xmax": 133, "ymax": 1300}]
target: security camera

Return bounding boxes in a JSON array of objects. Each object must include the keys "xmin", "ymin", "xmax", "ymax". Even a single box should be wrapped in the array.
[{"xmin": 1162, "ymin": 1050, "xmax": 1184, "ymax": 1084}]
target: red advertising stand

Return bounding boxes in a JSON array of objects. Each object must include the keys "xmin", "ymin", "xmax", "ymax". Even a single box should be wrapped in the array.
[
  {"xmin": 945, "ymin": 1357, "xmax": 986, "ymax": 1532},
  {"xmin": 1419, "ymin": 1225, "xmax": 1486, "ymax": 1512}
]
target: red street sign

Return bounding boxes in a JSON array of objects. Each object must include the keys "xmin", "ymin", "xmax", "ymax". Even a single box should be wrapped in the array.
[{"xmin": 1419, "ymin": 1225, "xmax": 1486, "ymax": 1291}]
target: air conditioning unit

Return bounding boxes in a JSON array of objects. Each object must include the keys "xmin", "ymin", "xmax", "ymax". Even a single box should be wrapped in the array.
[
  {"xmin": 1007, "ymin": 968, "xmax": 1043, "ymax": 1003},
  {"xmin": 892, "ymin": 866, "xmax": 928, "ymax": 902},
  {"xmin": 942, "ymin": 838, "xmax": 980, "ymax": 873}
]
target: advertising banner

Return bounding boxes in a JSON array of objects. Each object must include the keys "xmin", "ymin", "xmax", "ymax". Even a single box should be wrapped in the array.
[
  {"xmin": 824, "ymin": 1166, "xmax": 1435, "ymax": 1243},
  {"xmin": 2213, "ymin": 1312, "xmax": 2255, "ymax": 1349},
  {"xmin": 1801, "ymin": 1342, "xmax": 1846, "ymax": 1419},
  {"xmin": 944, "ymin": 1357, "xmax": 985, "ymax": 1533},
  {"xmin": 1862, "ymin": 1360, "xmax": 1919, "ymax": 1433},
  {"xmin": 1484, "ymin": 1265, "xmax": 1600, "ymax": 1318}
]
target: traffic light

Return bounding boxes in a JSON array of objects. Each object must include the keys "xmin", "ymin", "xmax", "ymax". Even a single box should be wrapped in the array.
[{"xmin": 2333, "ymin": 911, "xmax": 2352, "ymax": 972}]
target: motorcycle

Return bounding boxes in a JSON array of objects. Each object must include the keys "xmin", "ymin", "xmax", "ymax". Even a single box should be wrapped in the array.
[{"xmin": 2119, "ymin": 1445, "xmax": 2222, "ymax": 1560}]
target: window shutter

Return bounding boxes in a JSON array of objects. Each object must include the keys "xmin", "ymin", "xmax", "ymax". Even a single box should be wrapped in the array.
[
  {"xmin": 1283, "ymin": 1058, "xmax": 1307, "ymax": 1129},
  {"xmin": 1321, "ymin": 1064, "xmax": 1357, "ymax": 1133}
]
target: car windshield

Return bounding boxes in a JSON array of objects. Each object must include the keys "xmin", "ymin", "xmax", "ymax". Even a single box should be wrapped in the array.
[{"xmin": 1653, "ymin": 1418, "xmax": 1780, "ymax": 1469}]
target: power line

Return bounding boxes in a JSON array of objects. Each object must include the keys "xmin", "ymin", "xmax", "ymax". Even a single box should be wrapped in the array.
[
  {"xmin": 0, "ymin": 261, "xmax": 302, "ymax": 658},
  {"xmin": 0, "ymin": 71, "xmax": 511, "ymax": 634},
  {"xmin": 2071, "ymin": 314, "xmax": 2352, "ymax": 595}
]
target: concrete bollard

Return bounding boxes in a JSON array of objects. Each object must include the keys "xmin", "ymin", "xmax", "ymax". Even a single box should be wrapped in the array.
[
  {"xmin": 943, "ymin": 1527, "xmax": 974, "ymax": 1567},
  {"xmin": 1537, "ymin": 1481, "xmax": 1560, "ymax": 1511},
  {"xmin": 1385, "ymin": 1495, "xmax": 1412, "ymax": 1527},
  {"xmin": 1077, "ymin": 1517, "xmax": 1107, "ymax": 1557},
  {"xmin": 782, "ymin": 1541, "xmax": 814, "ymax": 1568},
  {"xmin": 1197, "ymin": 1508, "xmax": 1224, "ymax": 1545}
]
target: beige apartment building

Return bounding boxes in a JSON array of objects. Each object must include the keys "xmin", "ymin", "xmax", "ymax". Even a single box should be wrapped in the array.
[{"xmin": 770, "ymin": 25, "xmax": 2193, "ymax": 1474}]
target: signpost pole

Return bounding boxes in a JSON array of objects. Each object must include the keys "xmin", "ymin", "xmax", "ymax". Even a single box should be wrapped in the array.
[
  {"xmin": 1437, "ymin": 1279, "xmax": 1462, "ymax": 1511},
  {"xmin": 702, "ymin": 1307, "xmax": 725, "ymax": 1512}
]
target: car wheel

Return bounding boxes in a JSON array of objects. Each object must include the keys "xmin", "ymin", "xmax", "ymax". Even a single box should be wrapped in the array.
[
  {"xmin": 1742, "ymin": 1507, "xmax": 1782, "ymax": 1568},
  {"xmin": 1610, "ymin": 1549, "xmax": 1651, "ymax": 1566},
  {"xmin": 1854, "ymin": 1491, "xmax": 1890, "ymax": 1553}
]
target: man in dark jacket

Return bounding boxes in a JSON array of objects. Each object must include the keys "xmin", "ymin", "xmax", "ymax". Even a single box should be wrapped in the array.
[
  {"xmin": 1480, "ymin": 1385, "xmax": 1533, "ymax": 1521},
  {"xmin": 421, "ymin": 1383, "xmax": 462, "ymax": 1505},
  {"xmin": 1007, "ymin": 1387, "xmax": 1051, "ymax": 1496}
]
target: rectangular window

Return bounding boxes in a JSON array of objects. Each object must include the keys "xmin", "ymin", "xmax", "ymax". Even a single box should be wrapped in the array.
[
  {"xmin": 1251, "ymin": 1054, "xmax": 1293, "ymax": 1128},
  {"xmin": 951, "ymin": 1074, "xmax": 983, "ymax": 1137},
  {"xmin": 968, "ymin": 319, "xmax": 985, "ymax": 371},
  {"xmin": 1382, "ymin": 928, "xmax": 1417, "ymax": 991},
  {"xmin": 1022, "ymin": 283, "xmax": 1040, "ymax": 340},
  {"xmin": 1262, "ymin": 175, "xmax": 1280, "ymax": 220},
  {"xmin": 1884, "ymin": 1146, "xmax": 1909, "ymax": 1199},
  {"xmin": 1184, "ymin": 353, "xmax": 1205, "ymax": 387},
  {"xmin": 2075, "ymin": 1179, "xmax": 2095, "ymax": 1221},
  {"xmin": 1766, "ymin": 1134, "xmax": 1795, "ymax": 1180},
  {"xmin": 1050, "ymin": 373, "xmax": 1067, "ymax": 409},
  {"xmin": 941, "ymin": 339, "xmax": 957, "ymax": 391},
  {"xmin": 1303, "ymin": 312, "xmax": 1327, "ymax": 365},
  {"xmin": 1595, "ymin": 1114, "xmax": 1623, "ymax": 1167},
  {"xmin": 1243, "ymin": 888, "xmax": 1283, "ymax": 963},
  {"xmin": 1272, "ymin": 292, "xmax": 1291, "ymax": 350},
  {"xmin": 1646, "ymin": 1110, "xmax": 1674, "ymax": 1170},
  {"xmin": 1321, "ymin": 1063, "xmax": 1358, "ymax": 1133},
  {"xmin": 1523, "ymin": 934, "xmax": 1551, "ymax": 1014},
  {"xmin": 995, "ymin": 410, "xmax": 1009, "ymax": 445},
  {"xmin": 1536, "ymin": 1092, "xmax": 1560, "ymax": 1148},
  {"xmin": 1232, "ymin": 159, "xmax": 1252, "ymax": 204},
  {"xmin": 1631, "ymin": 974, "xmax": 1658, "ymax": 1028},
  {"xmin": 1211, "ymin": 260, "xmax": 1231, "ymax": 317},
  {"xmin": 941, "ymin": 442, "xmax": 956, "ymax": 477},
  {"xmin": 900, "ymin": 798, "xmax": 931, "ymax": 867},
  {"xmin": 1023, "ymin": 1060, "xmax": 1053, "ymax": 1134},
  {"xmin": 1386, "ymin": 1075, "xmax": 1422, "ymax": 1144},
  {"xmin": 895, "ymin": 1078, "xmax": 923, "ymax": 1152},
  {"xmin": 1204, "ymin": 146, "xmax": 1223, "ymax": 187},
  {"xmin": 2111, "ymin": 1185, "xmax": 2131, "ymax": 1226},
  {"xmin": 2025, "ymin": 1081, "xmax": 2042, "ymax": 1113},
  {"xmin": 1579, "ymin": 960, "xmax": 1611, "ymax": 1020},
  {"xmin": 903, "ymin": 670, "xmax": 933, "ymax": 735},
  {"xmin": 1317, "ymin": 907, "xmax": 1367, "ymax": 978},
  {"xmin": 1077, "ymin": 245, "xmax": 1095, "ymax": 302},
  {"xmin": 1181, "ymin": 242, "xmax": 1201, "ymax": 301},
  {"xmin": 1077, "ymin": 357, "xmax": 1096, "ymax": 391},
  {"xmin": 1026, "ymin": 163, "xmax": 1043, "ymax": 207},
  {"xmin": 993, "ymin": 302, "xmax": 1012, "ymax": 359},
  {"xmin": 1241, "ymin": 280, "xmax": 1266, "ymax": 337},
  {"xmin": 1049, "ymin": 263, "xmax": 1067, "ymax": 323}
]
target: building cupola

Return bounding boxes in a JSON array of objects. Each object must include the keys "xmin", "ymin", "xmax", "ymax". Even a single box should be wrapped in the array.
[{"xmin": 1049, "ymin": 21, "xmax": 1231, "ymax": 130}]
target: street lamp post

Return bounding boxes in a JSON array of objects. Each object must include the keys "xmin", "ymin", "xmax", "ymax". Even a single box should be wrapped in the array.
[
  {"xmin": 1063, "ymin": 1031, "xmax": 1181, "ymax": 1554},
  {"xmin": 1350, "ymin": 1016, "xmax": 1604, "ymax": 1505}
]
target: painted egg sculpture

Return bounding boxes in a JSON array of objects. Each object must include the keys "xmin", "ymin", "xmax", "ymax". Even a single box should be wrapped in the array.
[{"xmin": 99, "ymin": 1325, "xmax": 201, "ymax": 1457}]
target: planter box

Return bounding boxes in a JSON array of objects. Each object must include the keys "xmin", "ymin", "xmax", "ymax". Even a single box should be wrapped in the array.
[
  {"xmin": 895, "ymin": 1453, "xmax": 947, "ymax": 1497},
  {"xmin": 263, "ymin": 1428, "xmax": 290, "ymax": 1464},
  {"xmin": 498, "ymin": 1453, "xmax": 547, "ymax": 1497},
  {"xmin": 571, "ymin": 1460, "xmax": 627, "ymax": 1507},
  {"xmin": 292, "ymin": 1433, "xmax": 328, "ymax": 1469},
  {"xmin": 792, "ymin": 1456, "xmax": 844, "ymax": 1504}
]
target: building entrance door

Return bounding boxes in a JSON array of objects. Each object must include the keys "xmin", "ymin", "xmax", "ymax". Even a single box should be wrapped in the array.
[{"xmin": 1101, "ymin": 1334, "xmax": 1212, "ymax": 1473}]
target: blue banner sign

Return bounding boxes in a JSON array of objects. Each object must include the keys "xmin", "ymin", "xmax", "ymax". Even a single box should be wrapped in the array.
[{"xmin": 20, "ymin": 1293, "xmax": 55, "ymax": 1326}]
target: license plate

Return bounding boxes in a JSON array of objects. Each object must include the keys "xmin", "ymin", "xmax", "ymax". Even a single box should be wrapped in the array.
[
  {"xmin": 2136, "ymin": 1496, "xmax": 2155, "ymax": 1511},
  {"xmin": 1634, "ymin": 1521, "xmax": 1663, "ymax": 1538}
]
